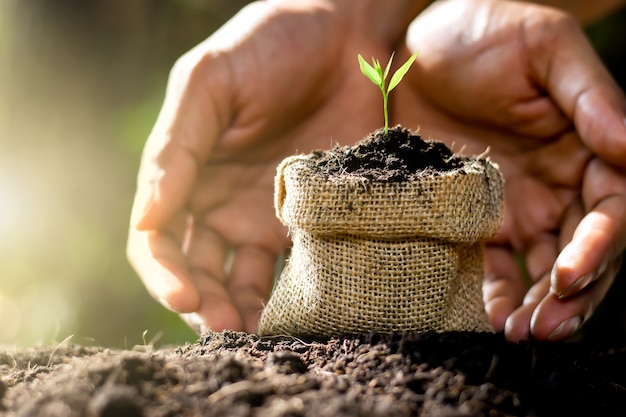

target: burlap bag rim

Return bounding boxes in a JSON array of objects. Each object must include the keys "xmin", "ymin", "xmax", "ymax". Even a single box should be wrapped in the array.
[{"xmin": 275, "ymin": 155, "xmax": 504, "ymax": 242}]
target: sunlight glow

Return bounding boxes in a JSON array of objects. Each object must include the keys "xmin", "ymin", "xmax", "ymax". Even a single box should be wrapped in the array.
[
  {"xmin": 0, "ymin": 175, "xmax": 22, "ymax": 242},
  {"xmin": 0, "ymin": 293, "xmax": 21, "ymax": 342}
]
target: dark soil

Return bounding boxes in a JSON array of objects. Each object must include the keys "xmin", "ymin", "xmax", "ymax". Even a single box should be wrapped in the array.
[
  {"xmin": 3, "ymin": 330, "xmax": 626, "ymax": 417},
  {"xmin": 4, "ymin": 126, "xmax": 624, "ymax": 416},
  {"xmin": 310, "ymin": 126, "xmax": 466, "ymax": 182}
]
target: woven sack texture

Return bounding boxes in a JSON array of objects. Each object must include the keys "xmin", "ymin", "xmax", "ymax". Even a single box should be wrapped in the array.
[{"xmin": 258, "ymin": 152, "xmax": 504, "ymax": 337}]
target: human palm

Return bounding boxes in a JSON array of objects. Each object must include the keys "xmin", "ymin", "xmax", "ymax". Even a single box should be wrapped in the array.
[
  {"xmin": 128, "ymin": 1, "xmax": 400, "ymax": 332},
  {"xmin": 395, "ymin": 0, "xmax": 626, "ymax": 341}
]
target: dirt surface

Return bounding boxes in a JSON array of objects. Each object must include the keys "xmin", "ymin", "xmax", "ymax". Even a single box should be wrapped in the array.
[
  {"xmin": 2, "ymin": 330, "xmax": 626, "ymax": 417},
  {"xmin": 4, "ymin": 127, "xmax": 623, "ymax": 416},
  {"xmin": 310, "ymin": 126, "xmax": 465, "ymax": 182}
]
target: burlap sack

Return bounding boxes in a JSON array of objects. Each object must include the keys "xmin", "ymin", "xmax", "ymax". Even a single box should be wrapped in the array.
[{"xmin": 258, "ymin": 150, "xmax": 504, "ymax": 337}]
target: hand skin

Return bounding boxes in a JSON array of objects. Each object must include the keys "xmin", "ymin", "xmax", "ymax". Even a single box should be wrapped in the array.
[
  {"xmin": 530, "ymin": 0, "xmax": 626, "ymax": 24},
  {"xmin": 127, "ymin": 0, "xmax": 427, "ymax": 333},
  {"xmin": 128, "ymin": 0, "xmax": 626, "ymax": 341},
  {"xmin": 395, "ymin": 0, "xmax": 626, "ymax": 341}
]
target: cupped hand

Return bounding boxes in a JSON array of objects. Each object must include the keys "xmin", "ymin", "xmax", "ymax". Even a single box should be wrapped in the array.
[
  {"xmin": 396, "ymin": 0, "xmax": 626, "ymax": 342},
  {"xmin": 127, "ymin": 0, "xmax": 423, "ymax": 333}
]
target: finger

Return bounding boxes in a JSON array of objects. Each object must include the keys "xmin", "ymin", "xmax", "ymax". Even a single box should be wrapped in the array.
[
  {"xmin": 550, "ymin": 199, "xmax": 584, "ymax": 296},
  {"xmin": 527, "ymin": 10, "xmax": 626, "ymax": 167},
  {"xmin": 181, "ymin": 225, "xmax": 250, "ymax": 332},
  {"xmin": 504, "ymin": 273, "xmax": 551, "ymax": 343},
  {"xmin": 524, "ymin": 234, "xmax": 559, "ymax": 283},
  {"xmin": 180, "ymin": 312, "xmax": 209, "ymax": 334},
  {"xmin": 185, "ymin": 225, "xmax": 229, "ymax": 284},
  {"xmin": 127, "ymin": 225, "xmax": 201, "ymax": 314},
  {"xmin": 483, "ymin": 246, "xmax": 527, "ymax": 332},
  {"xmin": 134, "ymin": 146, "xmax": 203, "ymax": 232},
  {"xmin": 193, "ymin": 267, "xmax": 245, "ymax": 332},
  {"xmin": 502, "ymin": 234, "xmax": 558, "ymax": 343},
  {"xmin": 531, "ymin": 256, "xmax": 622, "ymax": 341},
  {"xmin": 558, "ymin": 199, "xmax": 585, "ymax": 250},
  {"xmin": 229, "ymin": 245, "xmax": 277, "ymax": 333},
  {"xmin": 552, "ymin": 159, "xmax": 626, "ymax": 297}
]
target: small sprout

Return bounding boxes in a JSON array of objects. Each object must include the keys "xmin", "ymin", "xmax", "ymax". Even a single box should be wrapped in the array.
[
  {"xmin": 358, "ymin": 51, "xmax": 419, "ymax": 134},
  {"xmin": 47, "ymin": 334, "xmax": 74, "ymax": 367}
]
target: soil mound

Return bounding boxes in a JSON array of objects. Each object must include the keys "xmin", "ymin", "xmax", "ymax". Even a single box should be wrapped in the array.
[
  {"xmin": 310, "ymin": 126, "xmax": 465, "ymax": 182},
  {"xmin": 2, "ymin": 331, "xmax": 626, "ymax": 416}
]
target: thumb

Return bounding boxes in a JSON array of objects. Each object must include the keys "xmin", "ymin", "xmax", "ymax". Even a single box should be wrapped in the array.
[{"xmin": 527, "ymin": 8, "xmax": 626, "ymax": 168}]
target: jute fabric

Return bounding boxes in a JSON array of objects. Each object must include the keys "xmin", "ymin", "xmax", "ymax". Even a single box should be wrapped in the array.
[{"xmin": 258, "ymin": 154, "xmax": 504, "ymax": 337}]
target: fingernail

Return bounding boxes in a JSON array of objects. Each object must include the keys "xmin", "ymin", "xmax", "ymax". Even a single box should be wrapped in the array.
[
  {"xmin": 547, "ymin": 316, "xmax": 582, "ymax": 341},
  {"xmin": 180, "ymin": 312, "xmax": 208, "ymax": 334},
  {"xmin": 157, "ymin": 296, "xmax": 178, "ymax": 312},
  {"xmin": 558, "ymin": 272, "xmax": 595, "ymax": 299},
  {"xmin": 157, "ymin": 295, "xmax": 193, "ymax": 314}
]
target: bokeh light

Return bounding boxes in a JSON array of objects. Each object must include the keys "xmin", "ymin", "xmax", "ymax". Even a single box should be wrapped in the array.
[{"xmin": 0, "ymin": 0, "xmax": 247, "ymax": 347}]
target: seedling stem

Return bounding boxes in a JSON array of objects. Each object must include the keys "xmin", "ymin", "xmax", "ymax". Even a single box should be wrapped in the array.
[{"xmin": 358, "ymin": 51, "xmax": 419, "ymax": 134}]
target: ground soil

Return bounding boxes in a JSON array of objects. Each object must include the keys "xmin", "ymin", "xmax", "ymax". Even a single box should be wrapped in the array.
[
  {"xmin": 2, "ymin": 330, "xmax": 626, "ymax": 417},
  {"xmin": 4, "ymin": 127, "xmax": 624, "ymax": 416}
]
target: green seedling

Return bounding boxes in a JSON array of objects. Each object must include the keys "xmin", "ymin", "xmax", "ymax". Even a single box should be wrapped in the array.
[{"xmin": 358, "ymin": 51, "xmax": 419, "ymax": 134}]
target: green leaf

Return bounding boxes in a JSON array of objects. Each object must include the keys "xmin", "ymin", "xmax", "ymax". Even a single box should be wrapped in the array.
[
  {"xmin": 388, "ymin": 51, "xmax": 419, "ymax": 93},
  {"xmin": 373, "ymin": 58, "xmax": 381, "ymax": 72},
  {"xmin": 373, "ymin": 58, "xmax": 384, "ymax": 84},
  {"xmin": 358, "ymin": 54, "xmax": 382, "ymax": 85},
  {"xmin": 383, "ymin": 51, "xmax": 395, "ymax": 81}
]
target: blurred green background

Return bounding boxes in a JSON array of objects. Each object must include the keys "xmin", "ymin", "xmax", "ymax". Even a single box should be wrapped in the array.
[
  {"xmin": 0, "ymin": 0, "xmax": 249, "ymax": 348},
  {"xmin": 0, "ymin": 1, "xmax": 624, "ymax": 348}
]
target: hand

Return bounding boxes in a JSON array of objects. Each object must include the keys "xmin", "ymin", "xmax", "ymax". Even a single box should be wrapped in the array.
[
  {"xmin": 396, "ymin": 0, "xmax": 626, "ymax": 341},
  {"xmin": 127, "ymin": 0, "xmax": 424, "ymax": 333}
]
